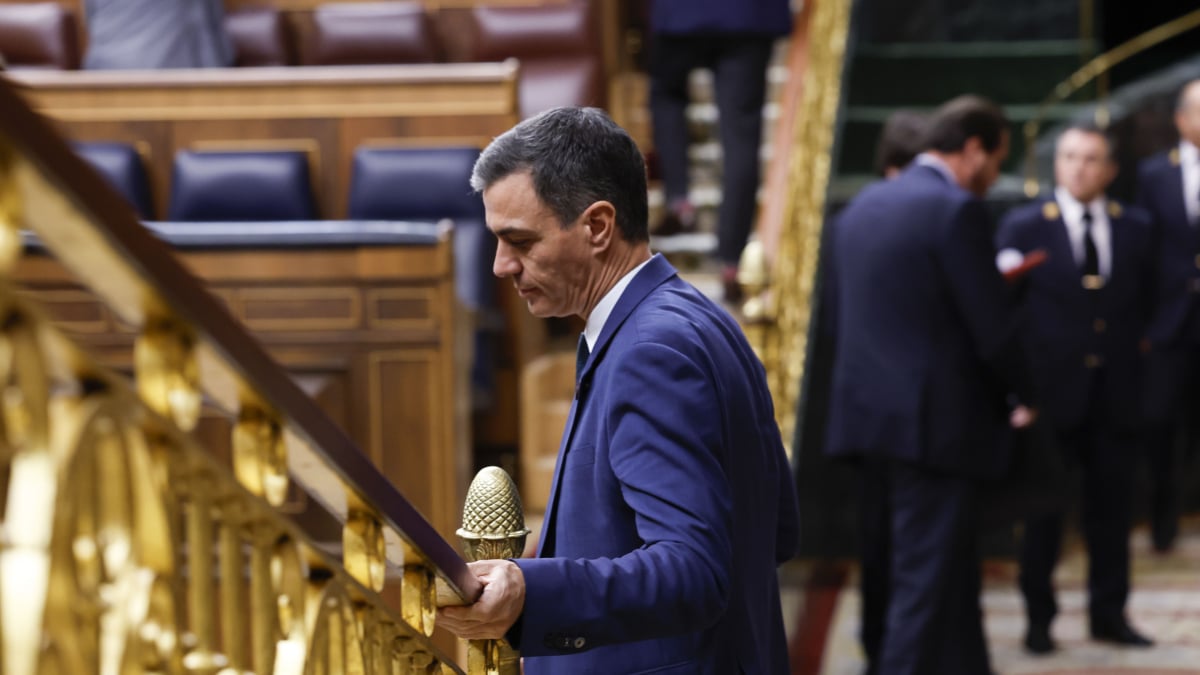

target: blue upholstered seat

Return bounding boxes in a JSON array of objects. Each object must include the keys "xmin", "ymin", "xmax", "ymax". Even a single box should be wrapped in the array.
[
  {"xmin": 168, "ymin": 150, "xmax": 318, "ymax": 222},
  {"xmin": 73, "ymin": 141, "xmax": 155, "ymax": 219},
  {"xmin": 348, "ymin": 145, "xmax": 498, "ymax": 406},
  {"xmin": 349, "ymin": 146, "xmax": 492, "ymax": 310}
]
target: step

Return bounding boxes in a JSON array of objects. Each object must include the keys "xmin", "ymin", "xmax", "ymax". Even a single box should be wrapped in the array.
[
  {"xmin": 836, "ymin": 103, "xmax": 1086, "ymax": 175},
  {"xmin": 846, "ymin": 40, "xmax": 1098, "ymax": 107}
]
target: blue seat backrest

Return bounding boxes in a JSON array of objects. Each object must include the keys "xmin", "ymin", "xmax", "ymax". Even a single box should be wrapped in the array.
[
  {"xmin": 348, "ymin": 146, "xmax": 482, "ymax": 222},
  {"xmin": 168, "ymin": 149, "xmax": 318, "ymax": 222},
  {"xmin": 73, "ymin": 141, "xmax": 154, "ymax": 219},
  {"xmin": 348, "ymin": 145, "xmax": 493, "ymax": 309}
]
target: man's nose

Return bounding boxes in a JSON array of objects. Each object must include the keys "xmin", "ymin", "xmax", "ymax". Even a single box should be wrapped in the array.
[{"xmin": 494, "ymin": 245, "xmax": 518, "ymax": 278}]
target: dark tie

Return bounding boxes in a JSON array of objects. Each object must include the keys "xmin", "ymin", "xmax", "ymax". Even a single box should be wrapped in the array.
[
  {"xmin": 576, "ymin": 333, "xmax": 589, "ymax": 383},
  {"xmin": 1081, "ymin": 210, "xmax": 1100, "ymax": 278}
]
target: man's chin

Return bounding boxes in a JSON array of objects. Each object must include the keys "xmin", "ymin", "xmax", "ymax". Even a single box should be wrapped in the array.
[
  {"xmin": 525, "ymin": 299, "xmax": 552, "ymax": 318},
  {"xmin": 524, "ymin": 300, "xmax": 568, "ymax": 319}
]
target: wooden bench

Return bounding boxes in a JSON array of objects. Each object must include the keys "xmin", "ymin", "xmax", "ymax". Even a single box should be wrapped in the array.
[{"xmin": 7, "ymin": 62, "xmax": 520, "ymax": 220}]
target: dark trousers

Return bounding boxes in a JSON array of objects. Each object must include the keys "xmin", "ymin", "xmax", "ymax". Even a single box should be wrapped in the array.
[
  {"xmin": 648, "ymin": 33, "xmax": 774, "ymax": 266},
  {"xmin": 860, "ymin": 458, "xmax": 991, "ymax": 675},
  {"xmin": 858, "ymin": 458, "xmax": 889, "ymax": 672},
  {"xmin": 1019, "ymin": 387, "xmax": 1137, "ymax": 628}
]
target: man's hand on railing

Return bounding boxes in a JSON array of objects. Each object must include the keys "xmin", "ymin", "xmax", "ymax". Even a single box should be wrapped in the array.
[{"xmin": 437, "ymin": 559, "xmax": 526, "ymax": 640}]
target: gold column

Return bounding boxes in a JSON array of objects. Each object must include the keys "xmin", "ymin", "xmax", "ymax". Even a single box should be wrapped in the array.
[{"xmin": 761, "ymin": 0, "xmax": 854, "ymax": 450}]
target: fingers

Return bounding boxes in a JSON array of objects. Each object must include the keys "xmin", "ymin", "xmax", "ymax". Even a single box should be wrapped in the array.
[{"xmin": 435, "ymin": 560, "xmax": 526, "ymax": 640}]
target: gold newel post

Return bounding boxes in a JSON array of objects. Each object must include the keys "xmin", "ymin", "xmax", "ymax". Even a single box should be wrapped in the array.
[{"xmin": 457, "ymin": 466, "xmax": 529, "ymax": 675}]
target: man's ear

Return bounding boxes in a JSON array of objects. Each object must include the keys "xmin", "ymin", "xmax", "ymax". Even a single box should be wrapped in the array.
[
  {"xmin": 581, "ymin": 200, "xmax": 618, "ymax": 250},
  {"xmin": 963, "ymin": 136, "xmax": 984, "ymax": 164}
]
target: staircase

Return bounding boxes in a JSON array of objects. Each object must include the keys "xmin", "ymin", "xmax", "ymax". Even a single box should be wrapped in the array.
[
  {"xmin": 832, "ymin": 37, "xmax": 1098, "ymax": 211},
  {"xmin": 625, "ymin": 41, "xmax": 793, "ymax": 302}
]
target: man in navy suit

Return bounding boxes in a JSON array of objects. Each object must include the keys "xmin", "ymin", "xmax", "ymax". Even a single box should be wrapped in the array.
[
  {"xmin": 997, "ymin": 124, "xmax": 1156, "ymax": 654},
  {"xmin": 438, "ymin": 107, "xmax": 800, "ymax": 673},
  {"xmin": 1137, "ymin": 78, "xmax": 1200, "ymax": 553},
  {"xmin": 826, "ymin": 95, "xmax": 1036, "ymax": 675}
]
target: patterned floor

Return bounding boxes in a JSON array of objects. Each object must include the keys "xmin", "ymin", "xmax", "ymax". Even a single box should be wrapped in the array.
[{"xmin": 802, "ymin": 519, "xmax": 1200, "ymax": 675}]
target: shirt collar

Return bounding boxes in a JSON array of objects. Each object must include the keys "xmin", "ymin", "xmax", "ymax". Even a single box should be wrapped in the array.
[
  {"xmin": 1182, "ymin": 139, "xmax": 1199, "ymax": 166},
  {"xmin": 915, "ymin": 152, "xmax": 958, "ymax": 187},
  {"xmin": 583, "ymin": 256, "xmax": 653, "ymax": 351},
  {"xmin": 1054, "ymin": 186, "xmax": 1106, "ymax": 222}
]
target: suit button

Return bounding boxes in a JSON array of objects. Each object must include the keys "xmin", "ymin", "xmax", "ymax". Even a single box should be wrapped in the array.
[
  {"xmin": 573, "ymin": 637, "xmax": 586, "ymax": 649},
  {"xmin": 1094, "ymin": 319, "xmax": 1106, "ymax": 333},
  {"xmin": 1084, "ymin": 354, "xmax": 1103, "ymax": 368}
]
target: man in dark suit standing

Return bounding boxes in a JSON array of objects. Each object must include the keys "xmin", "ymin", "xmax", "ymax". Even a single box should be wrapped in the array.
[
  {"xmin": 826, "ymin": 95, "xmax": 1036, "ymax": 675},
  {"xmin": 1137, "ymin": 78, "xmax": 1200, "ymax": 553},
  {"xmin": 437, "ymin": 107, "xmax": 799, "ymax": 673},
  {"xmin": 997, "ymin": 124, "xmax": 1156, "ymax": 654}
]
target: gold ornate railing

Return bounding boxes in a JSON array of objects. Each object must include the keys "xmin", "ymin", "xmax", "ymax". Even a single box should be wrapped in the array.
[
  {"xmin": 749, "ymin": 0, "xmax": 853, "ymax": 450},
  {"xmin": 0, "ymin": 75, "xmax": 490, "ymax": 672},
  {"xmin": 1022, "ymin": 7, "xmax": 1200, "ymax": 196}
]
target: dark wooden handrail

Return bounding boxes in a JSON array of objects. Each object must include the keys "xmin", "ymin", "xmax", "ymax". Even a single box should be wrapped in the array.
[{"xmin": 0, "ymin": 75, "xmax": 482, "ymax": 603}]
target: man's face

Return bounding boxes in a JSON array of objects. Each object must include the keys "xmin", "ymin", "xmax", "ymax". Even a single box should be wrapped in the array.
[
  {"xmin": 966, "ymin": 130, "xmax": 1009, "ymax": 197},
  {"xmin": 1054, "ymin": 128, "xmax": 1115, "ymax": 203},
  {"xmin": 1177, "ymin": 82, "xmax": 1200, "ymax": 148},
  {"xmin": 485, "ymin": 171, "xmax": 592, "ymax": 319}
]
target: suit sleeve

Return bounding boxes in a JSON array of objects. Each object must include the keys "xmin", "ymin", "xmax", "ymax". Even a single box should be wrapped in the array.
[
  {"xmin": 1136, "ymin": 167, "xmax": 1177, "ymax": 347},
  {"xmin": 939, "ymin": 198, "xmax": 1035, "ymax": 404},
  {"xmin": 514, "ymin": 340, "xmax": 733, "ymax": 655}
]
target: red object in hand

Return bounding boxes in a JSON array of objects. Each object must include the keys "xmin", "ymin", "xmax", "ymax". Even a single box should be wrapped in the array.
[{"xmin": 1001, "ymin": 248, "xmax": 1048, "ymax": 283}]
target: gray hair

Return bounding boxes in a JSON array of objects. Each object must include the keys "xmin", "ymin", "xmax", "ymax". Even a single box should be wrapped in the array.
[{"xmin": 471, "ymin": 107, "xmax": 649, "ymax": 243}]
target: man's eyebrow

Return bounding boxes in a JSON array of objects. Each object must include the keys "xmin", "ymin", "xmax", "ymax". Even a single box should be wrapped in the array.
[{"xmin": 493, "ymin": 226, "xmax": 535, "ymax": 238}]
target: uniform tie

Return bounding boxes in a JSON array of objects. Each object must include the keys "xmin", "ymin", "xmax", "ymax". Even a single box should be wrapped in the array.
[
  {"xmin": 576, "ymin": 333, "xmax": 590, "ymax": 383},
  {"xmin": 1081, "ymin": 210, "xmax": 1100, "ymax": 278}
]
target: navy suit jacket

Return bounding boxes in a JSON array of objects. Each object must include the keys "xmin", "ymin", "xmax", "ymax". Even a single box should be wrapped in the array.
[
  {"xmin": 825, "ymin": 164, "xmax": 1034, "ymax": 479},
  {"xmin": 1137, "ymin": 149, "xmax": 1199, "ymax": 346},
  {"xmin": 511, "ymin": 254, "xmax": 799, "ymax": 674},
  {"xmin": 995, "ymin": 198, "xmax": 1155, "ymax": 431}
]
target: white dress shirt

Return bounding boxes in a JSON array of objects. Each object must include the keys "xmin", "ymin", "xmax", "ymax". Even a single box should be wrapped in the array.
[
  {"xmin": 915, "ymin": 152, "xmax": 958, "ymax": 187},
  {"xmin": 583, "ymin": 256, "xmax": 654, "ymax": 351},
  {"xmin": 1181, "ymin": 140, "xmax": 1200, "ymax": 225},
  {"xmin": 1055, "ymin": 187, "xmax": 1111, "ymax": 278}
]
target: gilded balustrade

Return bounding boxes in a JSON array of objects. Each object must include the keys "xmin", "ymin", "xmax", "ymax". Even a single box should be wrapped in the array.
[
  {"xmin": 751, "ymin": 0, "xmax": 853, "ymax": 451},
  {"xmin": 0, "ymin": 75, "xmax": 494, "ymax": 673}
]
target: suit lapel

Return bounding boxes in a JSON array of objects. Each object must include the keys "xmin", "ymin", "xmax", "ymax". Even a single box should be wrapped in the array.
[{"xmin": 535, "ymin": 254, "xmax": 678, "ymax": 557}]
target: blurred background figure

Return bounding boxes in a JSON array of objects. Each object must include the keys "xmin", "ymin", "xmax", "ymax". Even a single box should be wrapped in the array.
[
  {"xmin": 1138, "ymin": 78, "xmax": 1200, "ymax": 554},
  {"xmin": 84, "ymin": 0, "xmax": 233, "ymax": 69},
  {"xmin": 997, "ymin": 124, "xmax": 1156, "ymax": 655},
  {"xmin": 646, "ymin": 0, "xmax": 792, "ymax": 303},
  {"xmin": 851, "ymin": 106, "xmax": 929, "ymax": 672},
  {"xmin": 826, "ymin": 96, "xmax": 1035, "ymax": 675},
  {"xmin": 874, "ymin": 109, "xmax": 929, "ymax": 178}
]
